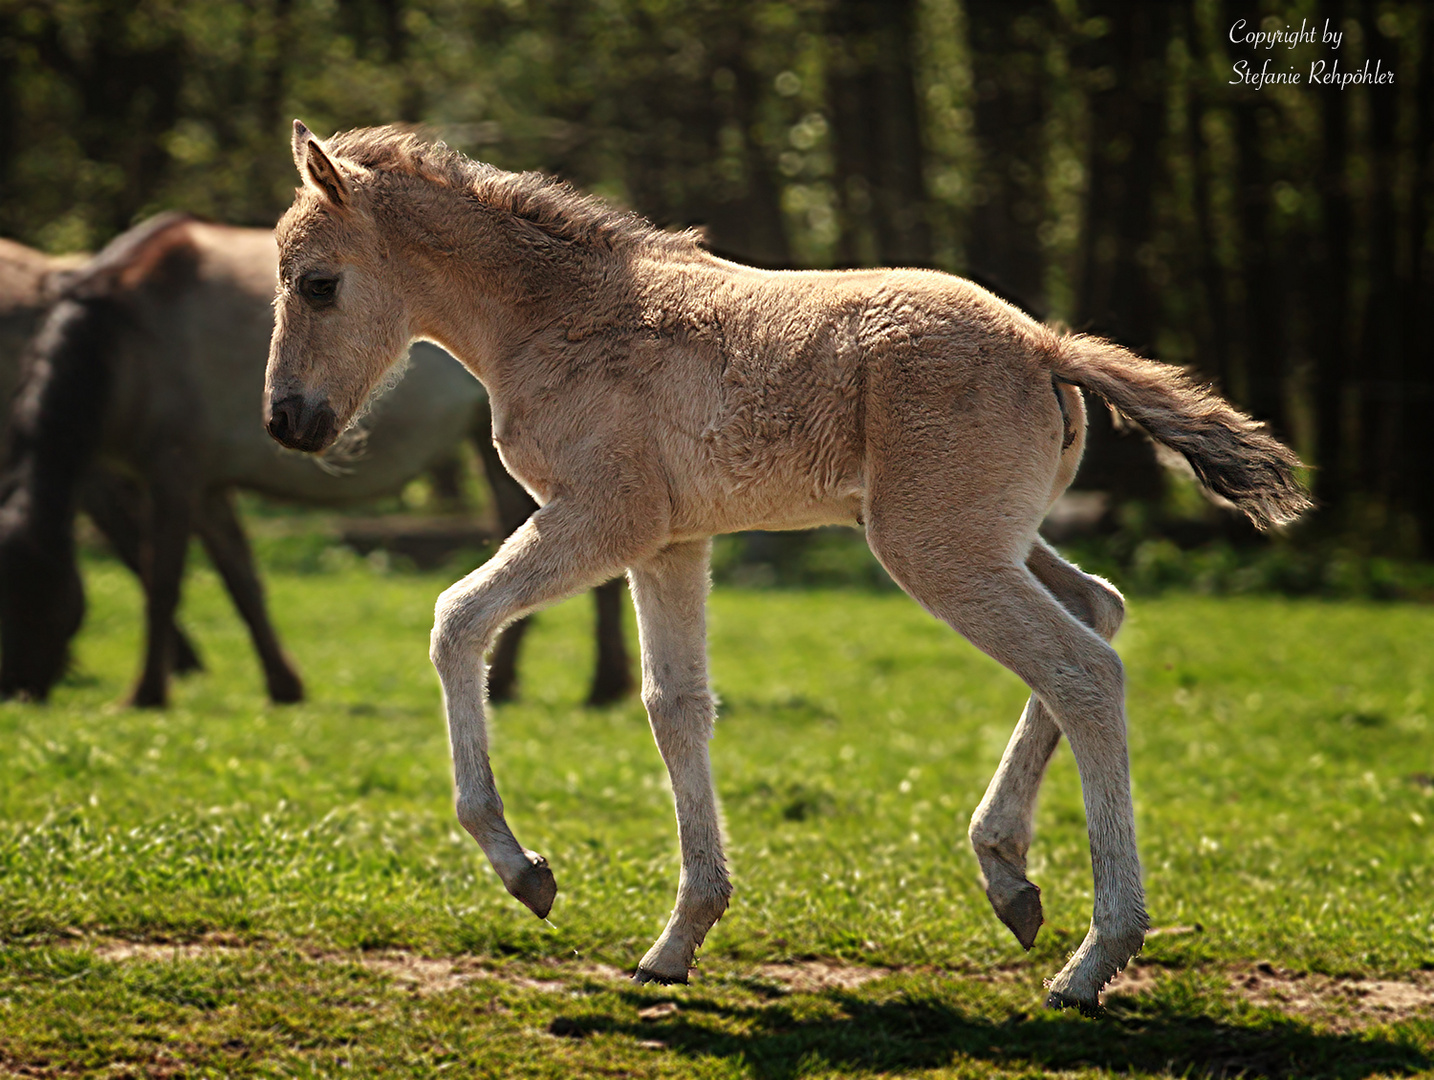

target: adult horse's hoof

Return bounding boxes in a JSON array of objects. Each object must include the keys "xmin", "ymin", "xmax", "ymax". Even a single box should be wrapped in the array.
[
  {"xmin": 1044, "ymin": 987, "xmax": 1101, "ymax": 1018},
  {"xmin": 267, "ymin": 666, "xmax": 305, "ymax": 704},
  {"xmin": 128, "ymin": 682, "xmax": 168, "ymax": 709},
  {"xmin": 506, "ymin": 850, "xmax": 557, "ymax": 919},
  {"xmin": 633, "ymin": 966, "xmax": 688, "ymax": 986},
  {"xmin": 988, "ymin": 879, "xmax": 1043, "ymax": 951}
]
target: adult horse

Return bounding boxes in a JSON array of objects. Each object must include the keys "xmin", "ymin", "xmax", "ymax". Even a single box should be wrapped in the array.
[
  {"xmin": 0, "ymin": 213, "xmax": 631, "ymax": 707},
  {"xmin": 266, "ymin": 123, "xmax": 1309, "ymax": 1014}
]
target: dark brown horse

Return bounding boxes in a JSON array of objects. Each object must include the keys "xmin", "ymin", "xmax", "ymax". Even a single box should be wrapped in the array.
[{"xmin": 0, "ymin": 214, "xmax": 630, "ymax": 707}]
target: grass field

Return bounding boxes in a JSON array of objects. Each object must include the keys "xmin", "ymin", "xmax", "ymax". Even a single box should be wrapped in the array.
[{"xmin": 1, "ymin": 550, "xmax": 1432, "ymax": 1077}]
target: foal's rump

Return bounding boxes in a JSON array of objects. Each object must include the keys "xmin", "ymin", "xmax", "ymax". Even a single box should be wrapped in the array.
[{"xmin": 857, "ymin": 268, "xmax": 1308, "ymax": 554}]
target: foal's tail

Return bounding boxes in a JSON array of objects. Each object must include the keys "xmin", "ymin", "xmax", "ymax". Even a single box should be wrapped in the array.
[{"xmin": 1050, "ymin": 334, "xmax": 1312, "ymax": 529}]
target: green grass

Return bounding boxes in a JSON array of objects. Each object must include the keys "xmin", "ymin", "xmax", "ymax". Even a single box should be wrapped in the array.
[{"xmin": 1, "ymin": 552, "xmax": 1432, "ymax": 1076}]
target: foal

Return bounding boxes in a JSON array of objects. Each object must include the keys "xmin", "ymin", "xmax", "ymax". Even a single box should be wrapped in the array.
[{"xmin": 266, "ymin": 122, "xmax": 1309, "ymax": 1014}]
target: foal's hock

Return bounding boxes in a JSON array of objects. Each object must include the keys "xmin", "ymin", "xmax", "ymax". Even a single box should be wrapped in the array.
[{"xmin": 266, "ymin": 122, "xmax": 1310, "ymax": 1015}]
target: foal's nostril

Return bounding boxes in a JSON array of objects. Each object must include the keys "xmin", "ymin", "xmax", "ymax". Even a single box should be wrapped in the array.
[
  {"xmin": 266, "ymin": 396, "xmax": 301, "ymax": 445},
  {"xmin": 302, "ymin": 401, "xmax": 337, "ymax": 452},
  {"xmin": 267, "ymin": 394, "xmax": 337, "ymax": 453}
]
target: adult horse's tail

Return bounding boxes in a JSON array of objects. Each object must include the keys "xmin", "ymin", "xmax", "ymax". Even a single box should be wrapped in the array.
[
  {"xmin": 0, "ymin": 212, "xmax": 196, "ymax": 699},
  {"xmin": 1050, "ymin": 334, "xmax": 1312, "ymax": 530},
  {"xmin": 0, "ymin": 294, "xmax": 116, "ymax": 697}
]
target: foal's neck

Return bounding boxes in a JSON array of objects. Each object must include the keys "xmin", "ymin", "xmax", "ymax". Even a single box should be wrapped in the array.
[{"xmin": 386, "ymin": 179, "xmax": 604, "ymax": 382}]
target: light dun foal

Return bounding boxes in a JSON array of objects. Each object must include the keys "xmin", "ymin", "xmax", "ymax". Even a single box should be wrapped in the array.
[{"xmin": 266, "ymin": 122, "xmax": 1310, "ymax": 1014}]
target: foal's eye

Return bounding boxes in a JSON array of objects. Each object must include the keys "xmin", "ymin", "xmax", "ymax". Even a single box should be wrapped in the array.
[{"xmin": 299, "ymin": 274, "xmax": 339, "ymax": 306}]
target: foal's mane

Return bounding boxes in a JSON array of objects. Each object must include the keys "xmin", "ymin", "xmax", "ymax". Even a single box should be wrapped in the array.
[{"xmin": 326, "ymin": 126, "xmax": 703, "ymax": 256}]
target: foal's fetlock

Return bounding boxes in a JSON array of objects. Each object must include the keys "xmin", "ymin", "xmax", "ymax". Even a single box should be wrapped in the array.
[
  {"xmin": 1042, "ymin": 920, "xmax": 1146, "ymax": 1017},
  {"xmin": 504, "ymin": 848, "xmax": 558, "ymax": 919},
  {"xmin": 635, "ymin": 882, "xmax": 729, "ymax": 986}
]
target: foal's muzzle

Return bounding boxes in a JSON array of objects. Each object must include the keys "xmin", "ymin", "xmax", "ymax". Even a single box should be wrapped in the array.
[{"xmin": 266, "ymin": 394, "xmax": 338, "ymax": 453}]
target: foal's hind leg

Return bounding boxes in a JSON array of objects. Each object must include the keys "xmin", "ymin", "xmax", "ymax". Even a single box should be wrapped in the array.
[
  {"xmin": 628, "ymin": 540, "xmax": 730, "ymax": 984},
  {"xmin": 867, "ymin": 518, "xmax": 1145, "ymax": 1015},
  {"xmin": 968, "ymin": 538, "xmax": 1125, "ymax": 950}
]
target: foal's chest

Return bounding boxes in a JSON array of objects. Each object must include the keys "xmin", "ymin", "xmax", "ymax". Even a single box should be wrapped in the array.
[{"xmin": 489, "ymin": 397, "xmax": 557, "ymax": 504}]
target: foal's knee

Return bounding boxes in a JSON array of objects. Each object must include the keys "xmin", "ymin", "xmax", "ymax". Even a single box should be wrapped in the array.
[
  {"xmin": 642, "ymin": 685, "xmax": 716, "ymax": 742},
  {"xmin": 429, "ymin": 586, "xmax": 503, "ymax": 674}
]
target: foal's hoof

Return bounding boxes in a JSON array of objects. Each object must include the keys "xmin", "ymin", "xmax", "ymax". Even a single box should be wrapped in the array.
[
  {"xmin": 633, "ymin": 966, "xmax": 688, "ymax": 986},
  {"xmin": 506, "ymin": 850, "xmax": 558, "ymax": 919},
  {"xmin": 988, "ymin": 880, "xmax": 1044, "ymax": 951},
  {"xmin": 1044, "ymin": 987, "xmax": 1102, "ymax": 1018}
]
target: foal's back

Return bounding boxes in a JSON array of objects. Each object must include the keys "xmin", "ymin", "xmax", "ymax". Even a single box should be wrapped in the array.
[{"xmin": 609, "ymin": 254, "xmax": 1066, "ymax": 539}]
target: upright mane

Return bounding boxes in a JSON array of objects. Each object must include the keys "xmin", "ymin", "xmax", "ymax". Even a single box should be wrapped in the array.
[
  {"xmin": 62, "ymin": 211, "xmax": 200, "ymax": 300},
  {"xmin": 324, "ymin": 126, "xmax": 704, "ymax": 256}
]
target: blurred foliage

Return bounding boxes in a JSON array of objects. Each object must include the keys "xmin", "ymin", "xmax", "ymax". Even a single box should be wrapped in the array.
[{"xmin": 2, "ymin": 0, "xmax": 1431, "ymax": 565}]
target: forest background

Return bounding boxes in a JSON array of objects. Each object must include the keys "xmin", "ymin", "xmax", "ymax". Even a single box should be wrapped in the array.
[{"xmin": 1, "ymin": 0, "xmax": 1430, "ymax": 588}]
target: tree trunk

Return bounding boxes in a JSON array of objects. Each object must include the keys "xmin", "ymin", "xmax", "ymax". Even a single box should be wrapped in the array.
[
  {"xmin": 1312, "ymin": 0, "xmax": 1353, "ymax": 514},
  {"xmin": 1408, "ymin": 6, "xmax": 1434, "ymax": 552},
  {"xmin": 1234, "ymin": 97, "xmax": 1286, "ymax": 436},
  {"xmin": 964, "ymin": 0, "xmax": 1048, "ymax": 314},
  {"xmin": 828, "ymin": 0, "xmax": 932, "ymax": 268},
  {"xmin": 1071, "ymin": 2, "xmax": 1170, "ymax": 500}
]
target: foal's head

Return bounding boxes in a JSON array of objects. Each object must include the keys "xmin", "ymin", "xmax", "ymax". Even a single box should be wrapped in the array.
[{"xmin": 265, "ymin": 122, "xmax": 413, "ymax": 454}]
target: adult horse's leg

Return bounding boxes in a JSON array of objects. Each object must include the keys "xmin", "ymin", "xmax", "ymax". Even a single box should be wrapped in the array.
[
  {"xmin": 628, "ymin": 540, "xmax": 729, "ymax": 984},
  {"xmin": 80, "ymin": 471, "xmax": 203, "ymax": 674},
  {"xmin": 967, "ymin": 537, "xmax": 1125, "ymax": 950},
  {"xmin": 587, "ymin": 577, "xmax": 634, "ymax": 706},
  {"xmin": 430, "ymin": 498, "xmax": 649, "ymax": 918},
  {"xmin": 194, "ymin": 487, "xmax": 305, "ymax": 703},
  {"xmin": 129, "ymin": 469, "xmax": 193, "ymax": 708}
]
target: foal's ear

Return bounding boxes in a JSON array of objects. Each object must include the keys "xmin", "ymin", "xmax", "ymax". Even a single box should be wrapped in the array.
[{"xmin": 292, "ymin": 120, "xmax": 350, "ymax": 207}]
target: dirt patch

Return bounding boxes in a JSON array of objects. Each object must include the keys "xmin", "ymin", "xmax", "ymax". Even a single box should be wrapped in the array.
[
  {"xmin": 1103, "ymin": 959, "xmax": 1434, "ymax": 1027},
  {"xmin": 54, "ymin": 938, "xmax": 1434, "ymax": 1026},
  {"xmin": 77, "ymin": 937, "xmax": 894, "ymax": 998},
  {"xmin": 752, "ymin": 960, "xmax": 894, "ymax": 994},
  {"xmin": 76, "ymin": 937, "xmax": 624, "ymax": 996},
  {"xmin": 357, "ymin": 952, "xmax": 480, "ymax": 995},
  {"xmin": 88, "ymin": 938, "xmax": 249, "ymax": 964},
  {"xmin": 1101, "ymin": 961, "xmax": 1163, "ymax": 1002},
  {"xmin": 1230, "ymin": 962, "xmax": 1434, "ymax": 1029}
]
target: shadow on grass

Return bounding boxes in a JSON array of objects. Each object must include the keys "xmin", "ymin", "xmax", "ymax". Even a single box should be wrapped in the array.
[{"xmin": 553, "ymin": 984, "xmax": 1432, "ymax": 1080}]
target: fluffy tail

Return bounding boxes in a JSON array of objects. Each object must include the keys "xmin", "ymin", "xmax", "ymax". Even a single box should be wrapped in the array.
[{"xmin": 1050, "ymin": 334, "xmax": 1312, "ymax": 529}]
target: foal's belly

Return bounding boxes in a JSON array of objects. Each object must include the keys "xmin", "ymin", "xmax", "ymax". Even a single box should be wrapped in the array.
[{"xmin": 667, "ymin": 480, "xmax": 865, "ymax": 542}]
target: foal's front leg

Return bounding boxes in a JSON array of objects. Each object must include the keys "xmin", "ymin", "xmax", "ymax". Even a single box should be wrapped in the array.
[
  {"xmin": 628, "ymin": 540, "xmax": 730, "ymax": 984},
  {"xmin": 430, "ymin": 499, "xmax": 647, "ymax": 917}
]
